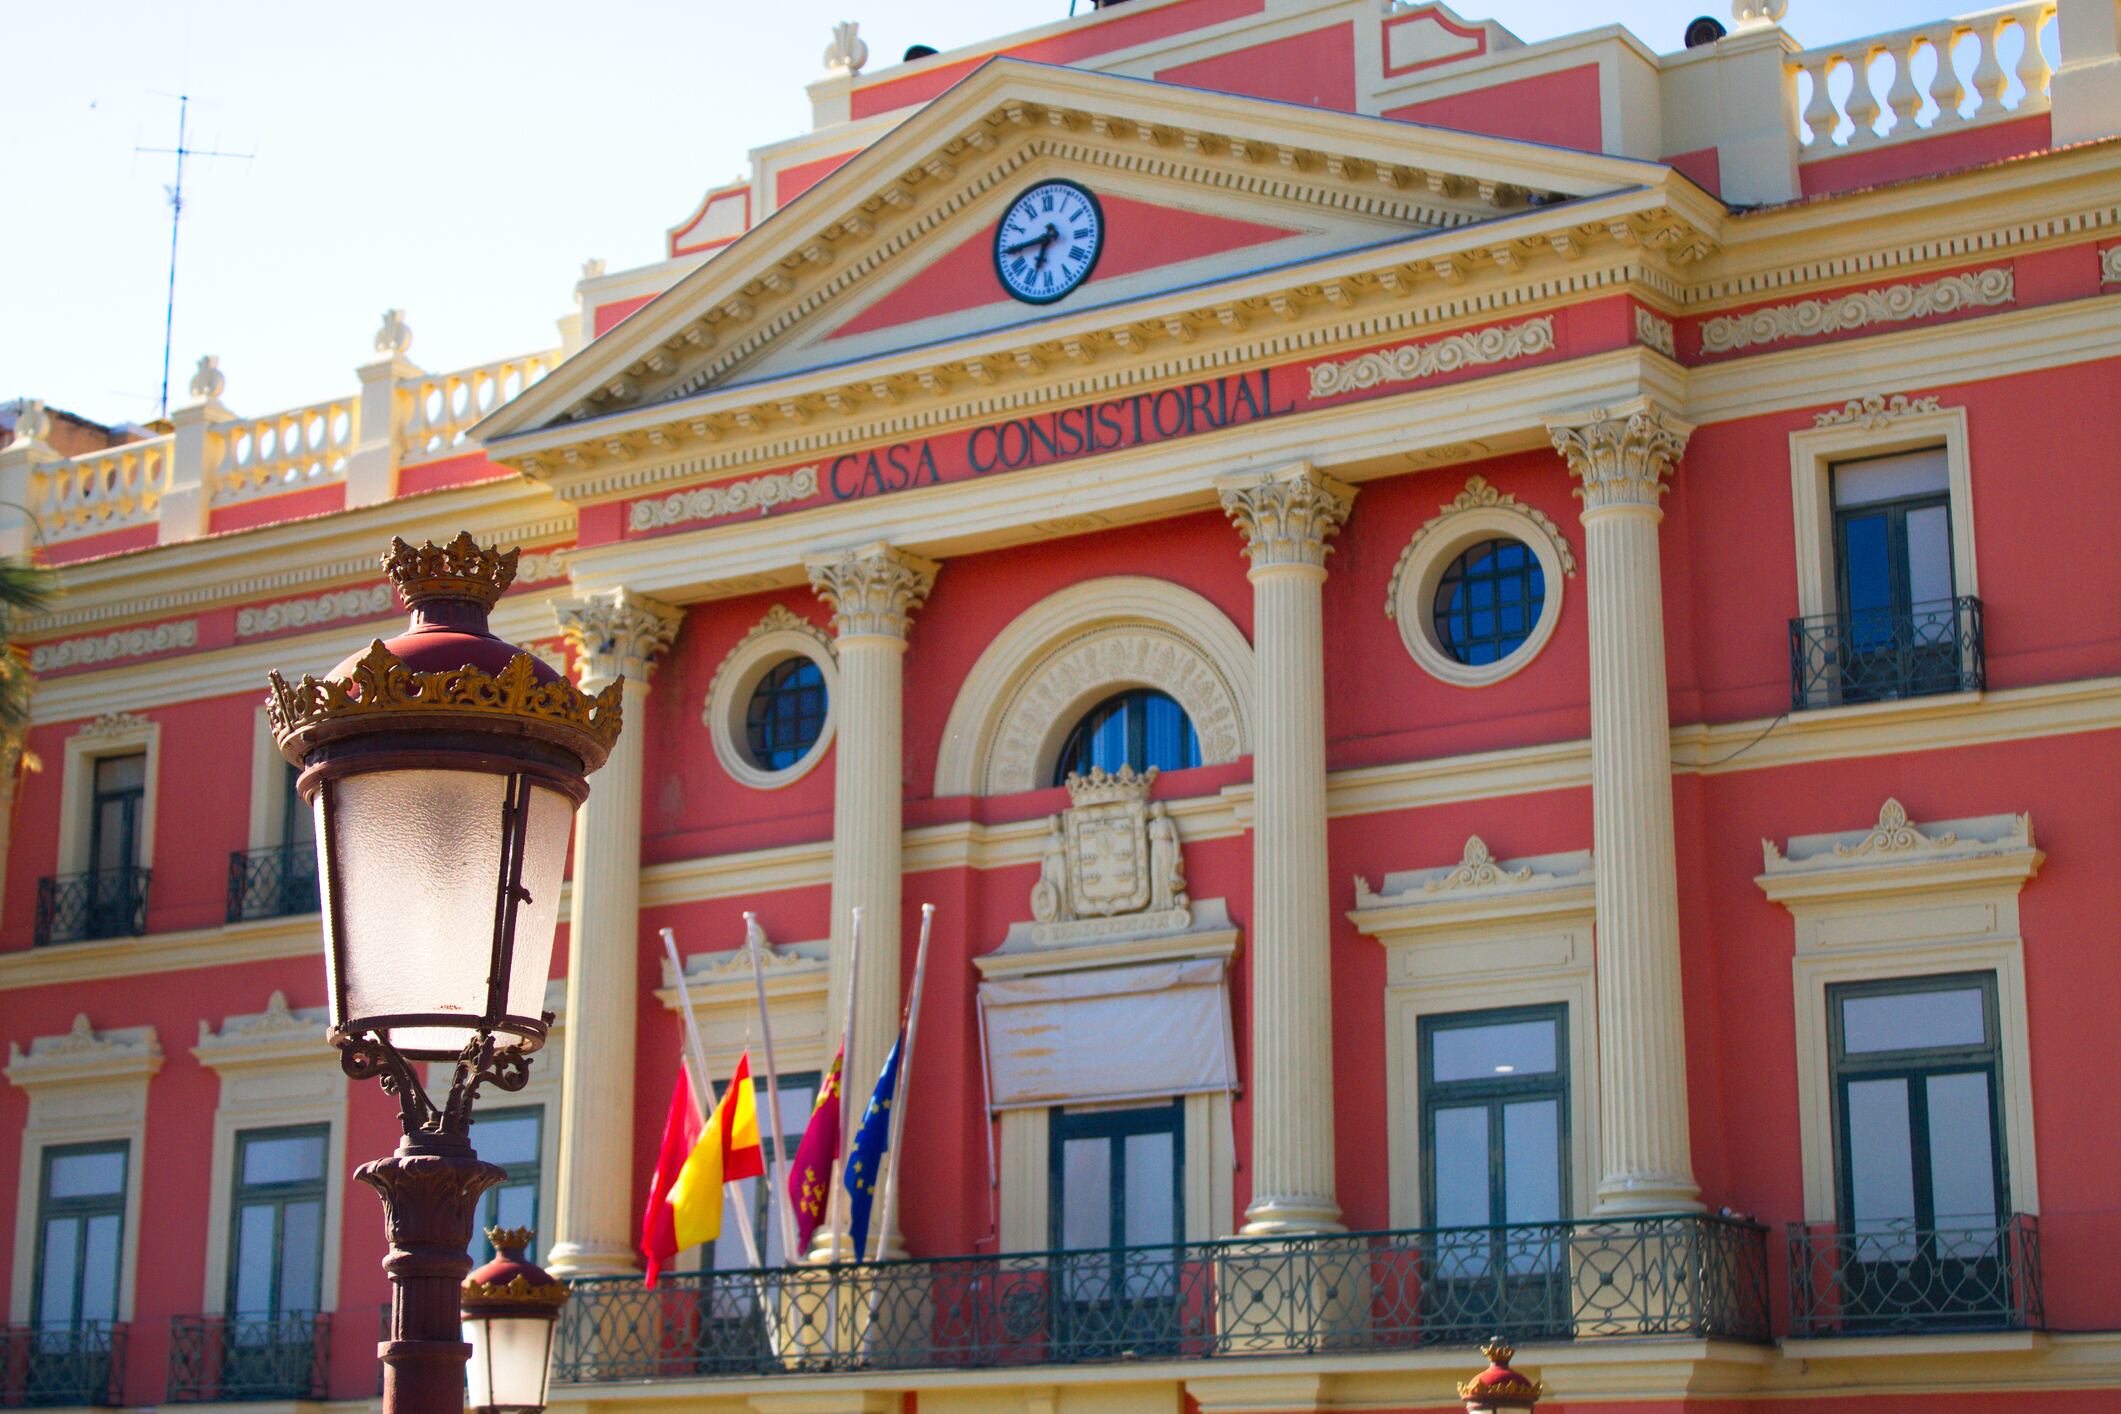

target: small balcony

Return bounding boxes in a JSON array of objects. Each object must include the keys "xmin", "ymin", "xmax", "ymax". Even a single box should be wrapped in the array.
[
  {"xmin": 166, "ymin": 1313, "xmax": 331, "ymax": 1403},
  {"xmin": 554, "ymin": 1214, "xmax": 1769, "ymax": 1383},
  {"xmin": 1788, "ymin": 596, "xmax": 1984, "ymax": 712},
  {"xmin": 1787, "ymin": 1215, "xmax": 2043, "ymax": 1337},
  {"xmin": 0, "ymin": 1323, "xmax": 128, "ymax": 1407},
  {"xmin": 226, "ymin": 845, "xmax": 320, "ymax": 923},
  {"xmin": 32, "ymin": 867, "xmax": 150, "ymax": 946}
]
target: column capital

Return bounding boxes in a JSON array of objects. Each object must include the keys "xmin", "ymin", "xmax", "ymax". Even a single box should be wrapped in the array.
[
  {"xmin": 1544, "ymin": 397, "xmax": 1694, "ymax": 513},
  {"xmin": 555, "ymin": 590, "xmax": 681, "ymax": 691},
  {"xmin": 804, "ymin": 541, "xmax": 938, "ymax": 641},
  {"xmin": 1215, "ymin": 463, "xmax": 1355, "ymax": 573}
]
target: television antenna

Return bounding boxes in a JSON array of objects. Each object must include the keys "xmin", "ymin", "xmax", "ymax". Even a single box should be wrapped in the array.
[{"xmin": 137, "ymin": 93, "xmax": 252, "ymax": 420}]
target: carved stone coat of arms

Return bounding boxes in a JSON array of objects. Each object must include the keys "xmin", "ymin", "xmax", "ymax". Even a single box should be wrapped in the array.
[{"xmin": 1031, "ymin": 766, "xmax": 1188, "ymax": 936}]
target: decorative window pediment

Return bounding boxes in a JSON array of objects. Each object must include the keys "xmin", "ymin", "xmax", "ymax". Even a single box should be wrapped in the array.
[
  {"xmin": 1758, "ymin": 797, "xmax": 2041, "ymax": 912},
  {"xmin": 5, "ymin": 1014, "xmax": 161, "ymax": 1090},
  {"xmin": 192, "ymin": 990, "xmax": 331, "ymax": 1071},
  {"xmin": 1352, "ymin": 835, "xmax": 1595, "ymax": 935}
]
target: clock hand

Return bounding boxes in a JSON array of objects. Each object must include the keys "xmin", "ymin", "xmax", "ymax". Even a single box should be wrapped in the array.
[{"xmin": 1030, "ymin": 224, "xmax": 1059, "ymax": 269}]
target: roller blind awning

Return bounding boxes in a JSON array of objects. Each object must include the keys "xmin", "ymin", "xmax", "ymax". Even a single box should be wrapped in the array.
[{"xmin": 978, "ymin": 956, "xmax": 1236, "ymax": 1111}]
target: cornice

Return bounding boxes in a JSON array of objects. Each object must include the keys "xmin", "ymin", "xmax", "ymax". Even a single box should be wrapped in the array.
[{"xmin": 17, "ymin": 479, "xmax": 572, "ymax": 640}]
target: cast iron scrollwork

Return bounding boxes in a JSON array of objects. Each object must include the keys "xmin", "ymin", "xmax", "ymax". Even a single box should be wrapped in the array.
[{"xmin": 331, "ymin": 1024, "xmax": 535, "ymax": 1143}]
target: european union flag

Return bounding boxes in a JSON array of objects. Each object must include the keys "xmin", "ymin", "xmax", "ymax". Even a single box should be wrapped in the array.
[{"xmin": 842, "ymin": 1028, "xmax": 904, "ymax": 1261}]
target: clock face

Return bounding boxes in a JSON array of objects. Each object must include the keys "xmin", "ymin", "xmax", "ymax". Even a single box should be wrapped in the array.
[{"xmin": 994, "ymin": 180, "xmax": 1103, "ymax": 305}]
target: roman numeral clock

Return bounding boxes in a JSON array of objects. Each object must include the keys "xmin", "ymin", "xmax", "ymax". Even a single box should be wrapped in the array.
[{"xmin": 994, "ymin": 180, "xmax": 1104, "ymax": 305}]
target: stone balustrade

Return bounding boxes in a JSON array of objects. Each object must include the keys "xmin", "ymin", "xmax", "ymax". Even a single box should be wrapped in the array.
[
  {"xmin": 29, "ymin": 436, "xmax": 174, "ymax": 543},
  {"xmin": 399, "ymin": 350, "xmax": 561, "ymax": 463},
  {"xmin": 1789, "ymin": 1, "xmax": 2056, "ymax": 151},
  {"xmin": 210, "ymin": 395, "xmax": 358, "ymax": 505}
]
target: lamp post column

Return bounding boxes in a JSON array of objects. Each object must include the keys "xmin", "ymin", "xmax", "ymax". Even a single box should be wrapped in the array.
[
  {"xmin": 804, "ymin": 541, "xmax": 937, "ymax": 1259},
  {"xmin": 1544, "ymin": 398, "xmax": 1702, "ymax": 1215},
  {"xmin": 1217, "ymin": 463, "xmax": 1354, "ymax": 1236},
  {"xmin": 546, "ymin": 591, "xmax": 681, "ymax": 1277}
]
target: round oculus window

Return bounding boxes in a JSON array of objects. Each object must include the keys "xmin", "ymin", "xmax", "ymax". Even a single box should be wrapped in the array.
[
  {"xmin": 1431, "ymin": 537, "xmax": 1546, "ymax": 667},
  {"xmin": 744, "ymin": 657, "xmax": 828, "ymax": 771}
]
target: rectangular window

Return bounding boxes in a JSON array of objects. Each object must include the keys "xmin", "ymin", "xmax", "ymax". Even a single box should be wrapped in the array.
[
  {"xmin": 1047, "ymin": 1099, "xmax": 1184, "ymax": 1359},
  {"xmin": 1827, "ymin": 448, "xmax": 1966, "ymax": 703},
  {"xmin": 1418, "ymin": 1005, "xmax": 1570, "ymax": 1337},
  {"xmin": 33, "ymin": 1143, "xmax": 127, "ymax": 1331},
  {"xmin": 471, "ymin": 1107, "xmax": 541, "ymax": 1264},
  {"xmin": 228, "ymin": 1125, "xmax": 328, "ymax": 1317},
  {"xmin": 1826, "ymin": 973, "xmax": 2012, "ymax": 1327},
  {"xmin": 280, "ymin": 763, "xmax": 315, "ymax": 852}
]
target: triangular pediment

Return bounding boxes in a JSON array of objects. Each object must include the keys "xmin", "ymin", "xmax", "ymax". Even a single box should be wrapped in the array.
[{"xmin": 477, "ymin": 58, "xmax": 1708, "ymax": 454}]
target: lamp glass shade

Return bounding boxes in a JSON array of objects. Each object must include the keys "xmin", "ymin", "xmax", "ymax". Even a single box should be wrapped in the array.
[
  {"xmin": 464, "ymin": 1309, "xmax": 556, "ymax": 1414},
  {"xmin": 318, "ymin": 766, "xmax": 575, "ymax": 1058}
]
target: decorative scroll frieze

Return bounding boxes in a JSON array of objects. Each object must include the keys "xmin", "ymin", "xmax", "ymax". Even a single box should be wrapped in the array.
[
  {"xmin": 1307, "ymin": 316, "xmax": 1554, "ymax": 398},
  {"xmin": 1633, "ymin": 308, "xmax": 1676, "ymax": 358},
  {"xmin": 1700, "ymin": 269, "xmax": 2014, "ymax": 353},
  {"xmin": 1384, "ymin": 475, "xmax": 1575, "ymax": 621},
  {"xmin": 1812, "ymin": 393, "xmax": 1944, "ymax": 430},
  {"xmin": 76, "ymin": 710, "xmax": 151, "ymax": 739},
  {"xmin": 236, "ymin": 584, "xmax": 392, "ymax": 638},
  {"xmin": 1545, "ymin": 399, "xmax": 1692, "ymax": 512},
  {"xmin": 31, "ymin": 620, "xmax": 198, "ymax": 672},
  {"xmin": 2103, "ymin": 246, "xmax": 2121, "ymax": 285},
  {"xmin": 629, "ymin": 465, "xmax": 819, "ymax": 531},
  {"xmin": 514, "ymin": 549, "xmax": 571, "ymax": 584}
]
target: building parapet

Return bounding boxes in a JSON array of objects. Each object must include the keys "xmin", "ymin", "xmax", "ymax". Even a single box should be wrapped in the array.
[{"xmin": 1790, "ymin": 1, "xmax": 2057, "ymax": 156}]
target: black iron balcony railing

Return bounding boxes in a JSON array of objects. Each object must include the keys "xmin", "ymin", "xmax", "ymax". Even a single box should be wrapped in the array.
[
  {"xmin": 1787, "ymin": 1215, "xmax": 2042, "ymax": 1337},
  {"xmin": 33, "ymin": 867, "xmax": 150, "ymax": 946},
  {"xmin": 225, "ymin": 844, "xmax": 320, "ymax": 923},
  {"xmin": 166, "ymin": 1313, "xmax": 331, "ymax": 1403},
  {"xmin": 1789, "ymin": 595, "xmax": 1984, "ymax": 711},
  {"xmin": 0, "ymin": 1323, "xmax": 127, "ymax": 1407},
  {"xmin": 554, "ymin": 1214, "xmax": 1769, "ymax": 1383}
]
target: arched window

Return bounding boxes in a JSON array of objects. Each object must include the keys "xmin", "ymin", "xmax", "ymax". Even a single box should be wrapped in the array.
[
  {"xmin": 1432, "ymin": 537, "xmax": 1546, "ymax": 667},
  {"xmin": 1051, "ymin": 689, "xmax": 1201, "ymax": 785},
  {"xmin": 745, "ymin": 657, "xmax": 828, "ymax": 770}
]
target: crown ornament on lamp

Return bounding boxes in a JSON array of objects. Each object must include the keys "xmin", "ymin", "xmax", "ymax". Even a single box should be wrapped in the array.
[
  {"xmin": 461, "ymin": 1228, "xmax": 568, "ymax": 1414},
  {"xmin": 1459, "ymin": 1339, "xmax": 1543, "ymax": 1412}
]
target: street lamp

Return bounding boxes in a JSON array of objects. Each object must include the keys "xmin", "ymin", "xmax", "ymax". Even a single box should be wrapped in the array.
[
  {"xmin": 267, "ymin": 532, "xmax": 621, "ymax": 1414},
  {"xmin": 461, "ymin": 1228, "xmax": 568, "ymax": 1414}
]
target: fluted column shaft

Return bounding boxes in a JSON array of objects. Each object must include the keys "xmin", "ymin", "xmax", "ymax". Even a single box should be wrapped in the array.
[
  {"xmin": 1546, "ymin": 399, "xmax": 1702, "ymax": 1215},
  {"xmin": 547, "ymin": 592, "xmax": 681, "ymax": 1277},
  {"xmin": 805, "ymin": 542, "xmax": 937, "ymax": 1259},
  {"xmin": 1218, "ymin": 464, "xmax": 1353, "ymax": 1236}
]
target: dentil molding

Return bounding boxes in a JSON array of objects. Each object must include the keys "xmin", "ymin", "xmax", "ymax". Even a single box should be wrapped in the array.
[{"xmin": 1700, "ymin": 268, "xmax": 2015, "ymax": 353}]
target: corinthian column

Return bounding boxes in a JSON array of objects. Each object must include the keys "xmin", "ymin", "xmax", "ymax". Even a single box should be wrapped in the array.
[
  {"xmin": 546, "ymin": 590, "xmax": 681, "ymax": 1277},
  {"xmin": 1216, "ymin": 463, "xmax": 1354, "ymax": 1235},
  {"xmin": 1544, "ymin": 398, "xmax": 1702, "ymax": 1215},
  {"xmin": 804, "ymin": 541, "xmax": 938, "ymax": 1259}
]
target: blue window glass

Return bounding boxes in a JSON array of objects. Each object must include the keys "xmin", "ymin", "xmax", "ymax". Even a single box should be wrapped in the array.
[
  {"xmin": 1052, "ymin": 690, "xmax": 1201, "ymax": 785},
  {"xmin": 744, "ymin": 658, "xmax": 827, "ymax": 770},
  {"xmin": 1433, "ymin": 538, "xmax": 1545, "ymax": 666}
]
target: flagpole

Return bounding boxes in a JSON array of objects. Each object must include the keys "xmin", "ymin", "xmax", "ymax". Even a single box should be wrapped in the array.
[
  {"xmin": 870, "ymin": 903, "xmax": 934, "ymax": 1266},
  {"xmin": 827, "ymin": 906, "xmax": 863, "ymax": 1348},
  {"xmin": 661, "ymin": 928, "xmax": 763, "ymax": 1271},
  {"xmin": 744, "ymin": 913, "xmax": 802, "ymax": 1264}
]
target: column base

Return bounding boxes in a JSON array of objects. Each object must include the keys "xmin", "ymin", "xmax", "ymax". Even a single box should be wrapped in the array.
[
  {"xmin": 1239, "ymin": 1197, "xmax": 1345, "ymax": 1236},
  {"xmin": 545, "ymin": 1240, "xmax": 641, "ymax": 1279},
  {"xmin": 1594, "ymin": 1177, "xmax": 1704, "ymax": 1215}
]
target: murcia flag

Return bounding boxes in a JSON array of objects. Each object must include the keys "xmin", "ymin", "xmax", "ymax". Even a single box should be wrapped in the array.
[
  {"xmin": 787, "ymin": 1044, "xmax": 844, "ymax": 1252},
  {"xmin": 640, "ymin": 1069, "xmax": 703, "ymax": 1287},
  {"xmin": 843, "ymin": 1029, "xmax": 905, "ymax": 1261},
  {"xmin": 669, "ymin": 1053, "xmax": 766, "ymax": 1251}
]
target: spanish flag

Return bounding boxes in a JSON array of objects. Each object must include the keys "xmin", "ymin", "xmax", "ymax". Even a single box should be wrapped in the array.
[{"xmin": 668, "ymin": 1053, "xmax": 766, "ymax": 1250}]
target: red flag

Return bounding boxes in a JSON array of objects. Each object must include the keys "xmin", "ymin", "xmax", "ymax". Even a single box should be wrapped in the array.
[
  {"xmin": 787, "ymin": 1044, "xmax": 844, "ymax": 1252},
  {"xmin": 641, "ymin": 1067, "xmax": 703, "ymax": 1287}
]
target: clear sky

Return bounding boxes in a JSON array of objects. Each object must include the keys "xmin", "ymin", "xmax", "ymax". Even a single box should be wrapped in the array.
[{"xmin": 3, "ymin": 0, "xmax": 1964, "ymax": 426}]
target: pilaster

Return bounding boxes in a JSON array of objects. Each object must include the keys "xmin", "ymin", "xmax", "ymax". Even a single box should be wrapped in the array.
[
  {"xmin": 346, "ymin": 337, "xmax": 419, "ymax": 510},
  {"xmin": 160, "ymin": 368, "xmax": 235, "ymax": 546},
  {"xmin": 1217, "ymin": 463, "xmax": 1352, "ymax": 1235},
  {"xmin": 545, "ymin": 591, "xmax": 680, "ymax": 1278},
  {"xmin": 1544, "ymin": 398, "xmax": 1702, "ymax": 1215},
  {"xmin": 802, "ymin": 541, "xmax": 937, "ymax": 1259}
]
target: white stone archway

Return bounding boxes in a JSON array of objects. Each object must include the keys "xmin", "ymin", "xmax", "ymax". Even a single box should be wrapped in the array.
[{"xmin": 935, "ymin": 577, "xmax": 1255, "ymax": 798}]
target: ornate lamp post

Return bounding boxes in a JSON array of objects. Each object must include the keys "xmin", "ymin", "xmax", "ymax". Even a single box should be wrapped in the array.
[
  {"xmin": 461, "ymin": 1228, "xmax": 569, "ymax": 1414},
  {"xmin": 266, "ymin": 533, "xmax": 621, "ymax": 1414}
]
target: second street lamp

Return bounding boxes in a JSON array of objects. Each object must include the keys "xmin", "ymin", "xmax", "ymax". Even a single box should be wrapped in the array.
[{"xmin": 266, "ymin": 532, "xmax": 622, "ymax": 1414}]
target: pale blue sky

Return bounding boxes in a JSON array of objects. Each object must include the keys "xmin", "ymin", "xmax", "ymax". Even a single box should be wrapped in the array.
[{"xmin": 3, "ymin": 0, "xmax": 1958, "ymax": 425}]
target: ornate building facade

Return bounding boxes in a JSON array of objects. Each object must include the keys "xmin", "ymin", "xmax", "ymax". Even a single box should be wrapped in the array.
[{"xmin": 5, "ymin": 0, "xmax": 2121, "ymax": 1408}]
